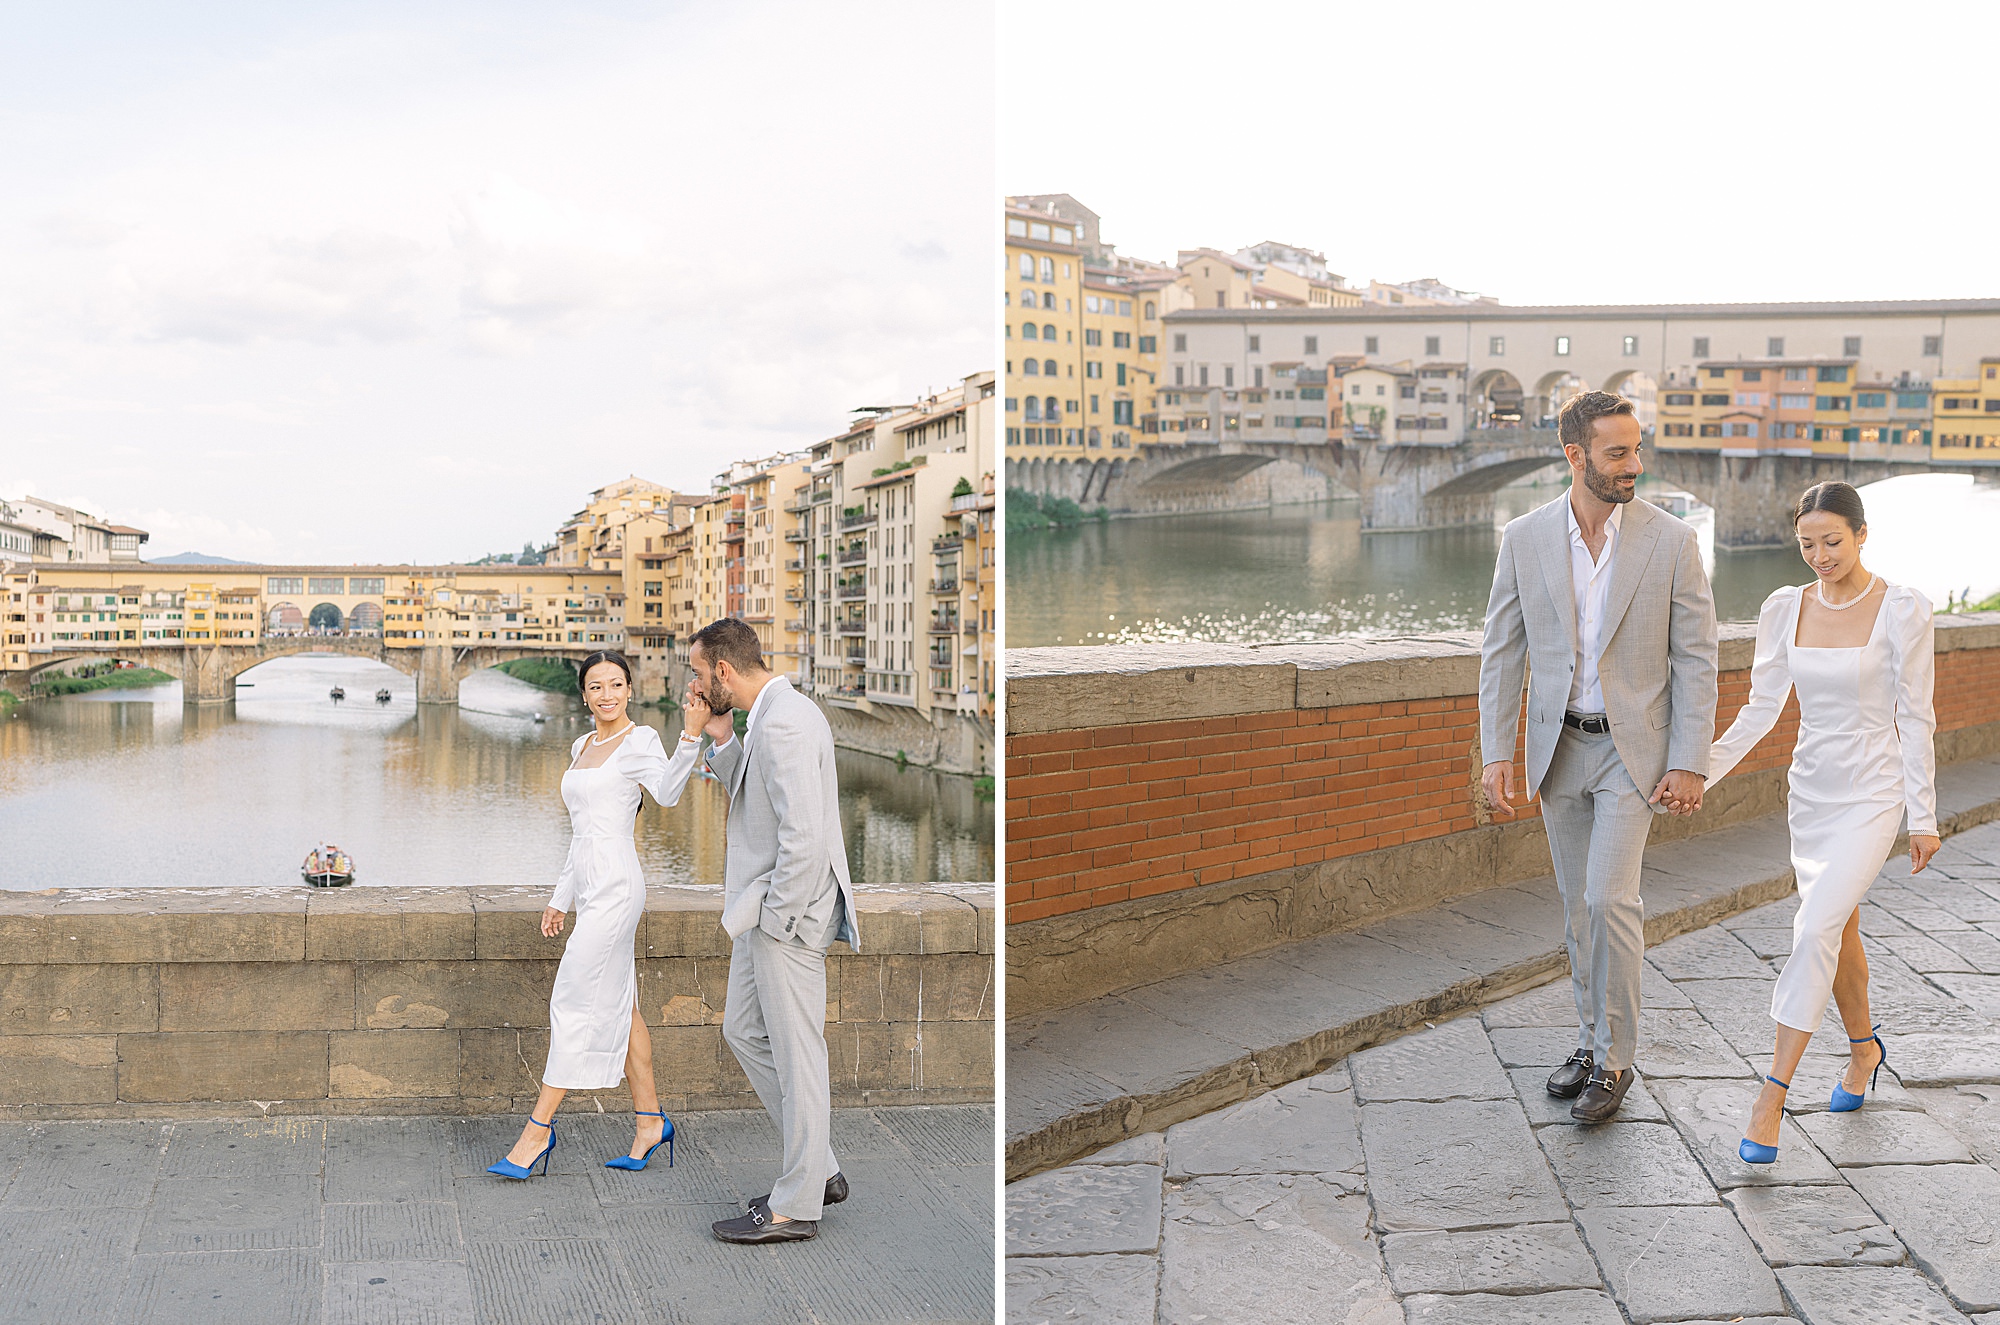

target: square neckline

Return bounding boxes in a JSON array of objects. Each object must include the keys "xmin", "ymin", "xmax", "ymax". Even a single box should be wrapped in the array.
[{"xmin": 1790, "ymin": 580, "xmax": 1888, "ymax": 651}]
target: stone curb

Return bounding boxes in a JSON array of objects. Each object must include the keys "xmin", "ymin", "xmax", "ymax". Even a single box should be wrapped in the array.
[{"xmin": 1004, "ymin": 756, "xmax": 2000, "ymax": 1181}]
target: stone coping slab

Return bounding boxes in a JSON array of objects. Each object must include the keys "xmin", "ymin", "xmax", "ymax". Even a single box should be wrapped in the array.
[
  {"xmin": 1005, "ymin": 613, "xmax": 2000, "ymax": 734},
  {"xmin": 0, "ymin": 882, "xmax": 994, "ymax": 964},
  {"xmin": 1005, "ymin": 757, "xmax": 2000, "ymax": 1180}
]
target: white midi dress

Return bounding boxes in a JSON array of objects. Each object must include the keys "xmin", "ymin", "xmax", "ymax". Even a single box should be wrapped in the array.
[
  {"xmin": 1709, "ymin": 581, "xmax": 1937, "ymax": 1032},
  {"xmin": 542, "ymin": 724, "xmax": 701, "ymax": 1090}
]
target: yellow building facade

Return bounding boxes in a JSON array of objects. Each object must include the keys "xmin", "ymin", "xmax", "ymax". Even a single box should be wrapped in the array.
[{"xmin": 1933, "ymin": 358, "xmax": 2000, "ymax": 459}]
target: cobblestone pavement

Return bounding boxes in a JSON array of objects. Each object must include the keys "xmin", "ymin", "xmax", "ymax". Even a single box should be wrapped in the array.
[
  {"xmin": 1006, "ymin": 821, "xmax": 2000, "ymax": 1324},
  {"xmin": 0, "ymin": 1103, "xmax": 993, "ymax": 1325}
]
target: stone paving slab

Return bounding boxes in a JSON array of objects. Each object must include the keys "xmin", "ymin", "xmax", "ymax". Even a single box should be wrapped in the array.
[
  {"xmin": 1007, "ymin": 816, "xmax": 2000, "ymax": 1324},
  {"xmin": 0, "ymin": 1104, "xmax": 994, "ymax": 1325}
]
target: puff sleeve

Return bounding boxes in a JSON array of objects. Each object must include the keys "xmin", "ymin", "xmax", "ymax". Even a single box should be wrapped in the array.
[
  {"xmin": 1885, "ymin": 586, "xmax": 1938, "ymax": 836},
  {"xmin": 618, "ymin": 724, "xmax": 702, "ymax": 808},
  {"xmin": 1709, "ymin": 586, "xmax": 1796, "ymax": 783}
]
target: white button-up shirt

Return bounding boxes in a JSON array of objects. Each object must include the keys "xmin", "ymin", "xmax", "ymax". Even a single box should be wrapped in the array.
[{"xmin": 1566, "ymin": 498, "xmax": 1622, "ymax": 714}]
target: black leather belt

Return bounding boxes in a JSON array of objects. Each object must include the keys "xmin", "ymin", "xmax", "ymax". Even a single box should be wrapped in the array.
[{"xmin": 1563, "ymin": 712, "xmax": 1611, "ymax": 734}]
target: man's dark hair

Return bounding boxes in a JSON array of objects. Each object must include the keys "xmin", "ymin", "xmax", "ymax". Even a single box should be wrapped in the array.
[
  {"xmin": 575, "ymin": 650, "xmax": 632, "ymax": 693},
  {"xmin": 1794, "ymin": 480, "xmax": 1866, "ymax": 531},
  {"xmin": 688, "ymin": 617, "xmax": 766, "ymax": 675},
  {"xmin": 1558, "ymin": 391, "xmax": 1637, "ymax": 453}
]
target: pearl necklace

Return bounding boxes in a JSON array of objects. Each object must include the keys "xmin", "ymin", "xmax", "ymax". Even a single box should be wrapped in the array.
[
  {"xmin": 1816, "ymin": 574, "xmax": 1876, "ymax": 611},
  {"xmin": 588, "ymin": 721, "xmax": 634, "ymax": 746}
]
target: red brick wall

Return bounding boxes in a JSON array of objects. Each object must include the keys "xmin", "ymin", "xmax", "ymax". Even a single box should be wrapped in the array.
[{"xmin": 1005, "ymin": 643, "xmax": 2000, "ymax": 925}]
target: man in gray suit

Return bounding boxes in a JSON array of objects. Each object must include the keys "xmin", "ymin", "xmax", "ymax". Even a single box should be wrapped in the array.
[
  {"xmin": 1479, "ymin": 391, "xmax": 1718, "ymax": 1122},
  {"xmin": 688, "ymin": 618, "xmax": 862, "ymax": 1243}
]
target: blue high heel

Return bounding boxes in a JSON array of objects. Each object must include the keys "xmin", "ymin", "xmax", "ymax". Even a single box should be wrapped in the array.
[
  {"xmin": 1831, "ymin": 1026, "xmax": 1890, "ymax": 1112},
  {"xmin": 487, "ymin": 1114, "xmax": 555, "ymax": 1179},
  {"xmin": 604, "ymin": 1109, "xmax": 675, "ymax": 1171},
  {"xmin": 1739, "ymin": 1074, "xmax": 1789, "ymax": 1164}
]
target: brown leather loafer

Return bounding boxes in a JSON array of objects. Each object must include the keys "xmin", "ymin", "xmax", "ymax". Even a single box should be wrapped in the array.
[
  {"xmin": 1546, "ymin": 1050, "xmax": 1595, "ymax": 1100},
  {"xmin": 1570, "ymin": 1067, "xmax": 1635, "ymax": 1123},
  {"xmin": 712, "ymin": 1209, "xmax": 818, "ymax": 1243}
]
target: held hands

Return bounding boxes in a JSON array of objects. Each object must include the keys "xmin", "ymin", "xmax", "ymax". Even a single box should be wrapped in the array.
[
  {"xmin": 541, "ymin": 906, "xmax": 565, "ymax": 938},
  {"xmin": 1481, "ymin": 761, "xmax": 1518, "ymax": 819},
  {"xmin": 1910, "ymin": 833, "xmax": 1941, "ymax": 874},
  {"xmin": 1649, "ymin": 769, "xmax": 1705, "ymax": 817}
]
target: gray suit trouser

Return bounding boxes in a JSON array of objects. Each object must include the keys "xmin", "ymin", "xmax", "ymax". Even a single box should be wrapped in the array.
[
  {"xmin": 1539, "ymin": 726, "xmax": 1653, "ymax": 1072},
  {"xmin": 723, "ymin": 926, "xmax": 839, "ymax": 1221}
]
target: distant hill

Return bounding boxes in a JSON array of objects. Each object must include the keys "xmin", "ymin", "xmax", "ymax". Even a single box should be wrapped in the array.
[{"xmin": 146, "ymin": 552, "xmax": 256, "ymax": 565}]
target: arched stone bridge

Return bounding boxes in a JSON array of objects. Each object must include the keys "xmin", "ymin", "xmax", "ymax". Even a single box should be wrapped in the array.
[
  {"xmin": 5, "ymin": 637, "xmax": 592, "ymax": 704},
  {"xmin": 1010, "ymin": 434, "xmax": 1995, "ymax": 549}
]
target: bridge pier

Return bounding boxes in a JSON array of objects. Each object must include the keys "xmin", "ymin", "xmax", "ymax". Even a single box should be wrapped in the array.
[
  {"xmin": 416, "ymin": 646, "xmax": 461, "ymax": 705},
  {"xmin": 180, "ymin": 647, "xmax": 237, "ymax": 705}
]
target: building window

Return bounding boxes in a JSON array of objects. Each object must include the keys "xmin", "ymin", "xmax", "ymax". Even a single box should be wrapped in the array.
[
  {"xmin": 1175, "ymin": 365, "xmax": 1184, "ymax": 385},
  {"xmin": 1043, "ymin": 323, "xmax": 1056, "ymax": 340},
  {"xmin": 1023, "ymin": 359, "xmax": 1039, "ymax": 376},
  {"xmin": 1843, "ymin": 336, "xmax": 1861, "ymax": 357},
  {"xmin": 1248, "ymin": 334, "xmax": 1260, "ymax": 352},
  {"xmin": 1021, "ymin": 323, "xmax": 1037, "ymax": 341},
  {"xmin": 1112, "ymin": 331, "xmax": 1130, "ymax": 348},
  {"xmin": 1198, "ymin": 365, "xmax": 1209, "ymax": 387},
  {"xmin": 1039, "ymin": 257, "xmax": 1054, "ymax": 282},
  {"xmin": 1173, "ymin": 333, "xmax": 1187, "ymax": 352},
  {"xmin": 1116, "ymin": 363, "xmax": 1127, "ymax": 386},
  {"xmin": 1555, "ymin": 336, "xmax": 1571, "ymax": 356},
  {"xmin": 1767, "ymin": 337, "xmax": 1785, "ymax": 356},
  {"xmin": 1044, "ymin": 359, "xmax": 1056, "ymax": 375},
  {"xmin": 1364, "ymin": 336, "xmax": 1378, "ymax": 354},
  {"xmin": 1018, "ymin": 253, "xmax": 1032, "ymax": 279},
  {"xmin": 1089, "ymin": 394, "xmax": 1099, "ymax": 413},
  {"xmin": 1046, "ymin": 396, "xmax": 1059, "ymax": 419},
  {"xmin": 1693, "ymin": 337, "xmax": 1709, "ymax": 358},
  {"xmin": 1304, "ymin": 336, "xmax": 1318, "ymax": 355},
  {"xmin": 1084, "ymin": 328, "xmax": 1101, "ymax": 347},
  {"xmin": 1622, "ymin": 335, "xmax": 1638, "ymax": 356},
  {"xmin": 1923, "ymin": 335, "xmax": 1942, "ymax": 356},
  {"xmin": 1253, "ymin": 366, "xmax": 1263, "ymax": 388},
  {"xmin": 1817, "ymin": 365, "xmax": 1848, "ymax": 383},
  {"xmin": 1223, "ymin": 366, "xmax": 1234, "ymax": 387},
  {"xmin": 1424, "ymin": 335, "xmax": 1440, "ymax": 357},
  {"xmin": 1489, "ymin": 336, "xmax": 1505, "ymax": 355},
  {"xmin": 1138, "ymin": 335, "xmax": 1156, "ymax": 353},
  {"xmin": 1085, "ymin": 361, "xmax": 1101, "ymax": 378}
]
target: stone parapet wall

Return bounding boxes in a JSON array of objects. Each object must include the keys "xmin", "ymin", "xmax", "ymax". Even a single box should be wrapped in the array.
[
  {"xmin": 0, "ymin": 883, "xmax": 993, "ymax": 1119},
  {"xmin": 1005, "ymin": 614, "xmax": 2000, "ymax": 1016}
]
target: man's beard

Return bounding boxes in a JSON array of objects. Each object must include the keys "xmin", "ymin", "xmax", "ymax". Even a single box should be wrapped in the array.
[
  {"xmin": 1583, "ymin": 455, "xmax": 1634, "ymax": 504},
  {"xmin": 701, "ymin": 679, "xmax": 734, "ymax": 715}
]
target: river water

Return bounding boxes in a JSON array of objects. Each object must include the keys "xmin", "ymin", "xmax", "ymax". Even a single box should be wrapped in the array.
[
  {"xmin": 0, "ymin": 656, "xmax": 993, "ymax": 891},
  {"xmin": 1007, "ymin": 473, "xmax": 2000, "ymax": 648}
]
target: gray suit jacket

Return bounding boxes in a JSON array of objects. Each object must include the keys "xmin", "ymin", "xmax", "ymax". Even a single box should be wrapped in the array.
[
  {"xmin": 1479, "ymin": 494, "xmax": 1719, "ymax": 799},
  {"xmin": 704, "ymin": 677, "xmax": 861, "ymax": 952}
]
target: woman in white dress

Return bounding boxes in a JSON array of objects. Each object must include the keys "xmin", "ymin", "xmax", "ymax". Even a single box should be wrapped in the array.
[
  {"xmin": 1704, "ymin": 482, "xmax": 1940, "ymax": 1164},
  {"xmin": 490, "ymin": 650, "xmax": 733, "ymax": 1179}
]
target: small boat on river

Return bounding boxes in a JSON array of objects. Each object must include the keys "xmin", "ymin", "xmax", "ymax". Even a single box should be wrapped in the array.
[
  {"xmin": 302, "ymin": 843, "xmax": 355, "ymax": 887},
  {"xmin": 329, "ymin": 687, "xmax": 345, "ymax": 702},
  {"xmin": 375, "ymin": 689, "xmax": 392, "ymax": 703}
]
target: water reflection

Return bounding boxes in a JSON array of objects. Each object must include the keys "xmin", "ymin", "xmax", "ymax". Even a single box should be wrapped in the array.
[
  {"xmin": 1007, "ymin": 474, "xmax": 2000, "ymax": 648},
  {"xmin": 0, "ymin": 655, "xmax": 992, "ymax": 890}
]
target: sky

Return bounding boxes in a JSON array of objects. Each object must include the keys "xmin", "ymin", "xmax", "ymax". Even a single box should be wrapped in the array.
[
  {"xmin": 1003, "ymin": 0, "xmax": 2000, "ymax": 307},
  {"xmin": 0, "ymin": 1, "xmax": 996, "ymax": 563}
]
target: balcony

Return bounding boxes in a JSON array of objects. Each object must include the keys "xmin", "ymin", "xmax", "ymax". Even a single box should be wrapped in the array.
[
  {"xmin": 783, "ymin": 496, "xmax": 813, "ymax": 514},
  {"xmin": 928, "ymin": 578, "xmax": 959, "ymax": 595},
  {"xmin": 928, "ymin": 648, "xmax": 953, "ymax": 668},
  {"xmin": 840, "ymin": 510, "xmax": 876, "ymax": 531},
  {"xmin": 963, "ymin": 620, "xmax": 978, "ymax": 635},
  {"xmin": 785, "ymin": 529, "xmax": 808, "ymax": 543},
  {"xmin": 749, "ymin": 497, "xmax": 768, "ymax": 511},
  {"xmin": 928, "ymin": 615, "xmax": 959, "ymax": 635},
  {"xmin": 931, "ymin": 535, "xmax": 963, "ymax": 554},
  {"xmin": 837, "ymin": 581, "xmax": 866, "ymax": 600},
  {"xmin": 784, "ymin": 588, "xmax": 806, "ymax": 602},
  {"xmin": 837, "ymin": 546, "xmax": 867, "ymax": 565},
  {"xmin": 784, "ymin": 558, "xmax": 806, "ymax": 572},
  {"xmin": 783, "ymin": 619, "xmax": 805, "ymax": 634},
  {"xmin": 842, "ymin": 648, "xmax": 865, "ymax": 664},
  {"xmin": 837, "ymin": 620, "xmax": 867, "ymax": 636}
]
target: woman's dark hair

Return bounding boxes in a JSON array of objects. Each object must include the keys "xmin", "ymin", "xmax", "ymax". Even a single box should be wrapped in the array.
[
  {"xmin": 575, "ymin": 650, "xmax": 634, "ymax": 693},
  {"xmin": 1793, "ymin": 481, "xmax": 1867, "ymax": 531}
]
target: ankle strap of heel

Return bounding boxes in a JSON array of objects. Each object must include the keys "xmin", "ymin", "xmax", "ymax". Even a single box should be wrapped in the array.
[
  {"xmin": 1849, "ymin": 1023, "xmax": 1882, "ymax": 1044},
  {"xmin": 528, "ymin": 1115, "xmax": 553, "ymax": 1129},
  {"xmin": 1765, "ymin": 1074, "xmax": 1790, "ymax": 1090}
]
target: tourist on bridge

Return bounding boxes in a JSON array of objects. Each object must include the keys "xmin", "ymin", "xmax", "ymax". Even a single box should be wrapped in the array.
[
  {"xmin": 1479, "ymin": 390, "xmax": 1719, "ymax": 1123},
  {"xmin": 1708, "ymin": 481, "xmax": 1938, "ymax": 1164},
  {"xmin": 488, "ymin": 649, "xmax": 729, "ymax": 1181}
]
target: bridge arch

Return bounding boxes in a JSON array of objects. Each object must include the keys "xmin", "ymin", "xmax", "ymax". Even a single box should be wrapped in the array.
[
  {"xmin": 1601, "ymin": 369, "xmax": 1660, "ymax": 432},
  {"xmin": 267, "ymin": 602, "xmax": 303, "ymax": 634},
  {"xmin": 348, "ymin": 602, "xmax": 383, "ymax": 633},
  {"xmin": 1471, "ymin": 369, "xmax": 1525, "ymax": 429},
  {"xmin": 308, "ymin": 603, "xmax": 343, "ymax": 631}
]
